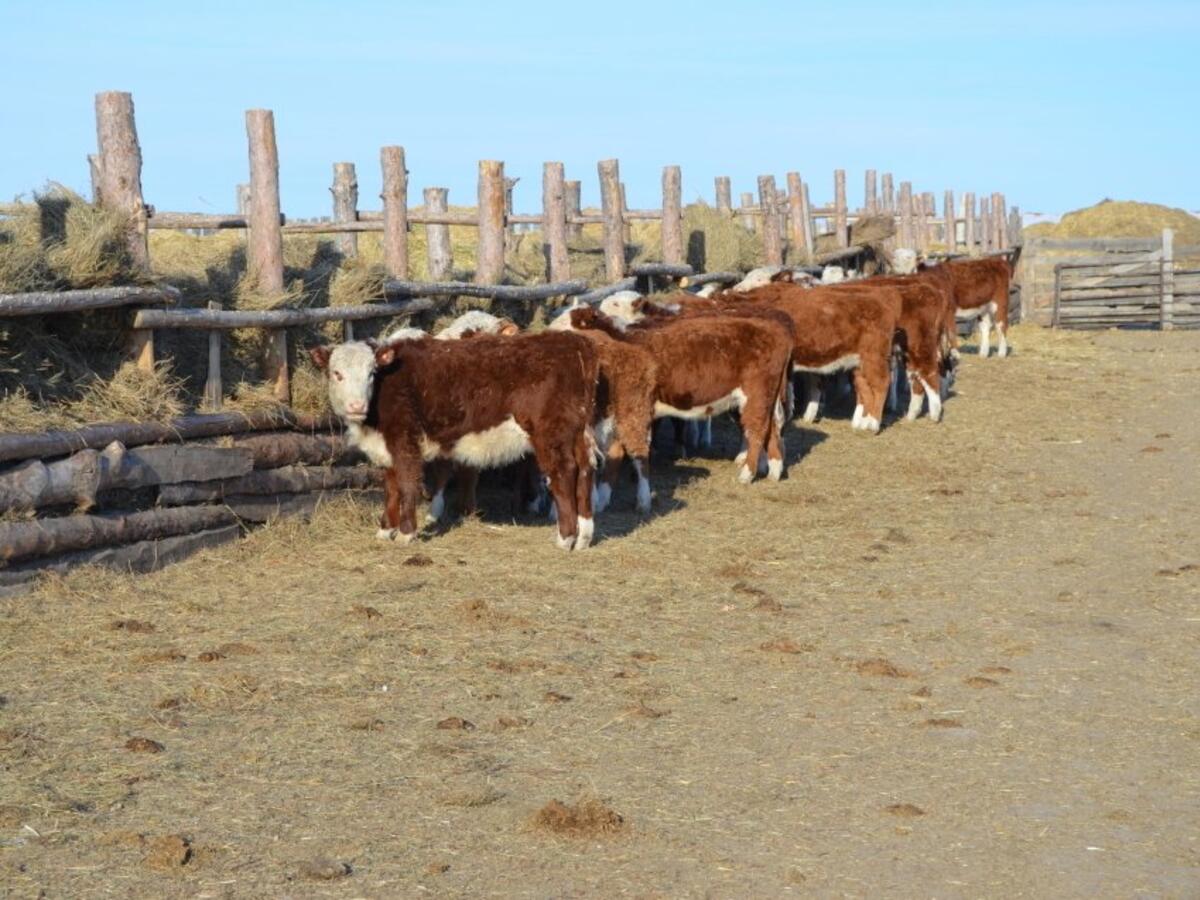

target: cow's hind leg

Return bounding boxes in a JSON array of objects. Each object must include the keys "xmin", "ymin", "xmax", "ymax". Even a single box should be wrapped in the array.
[
  {"xmin": 537, "ymin": 442, "xmax": 579, "ymax": 550},
  {"xmin": 573, "ymin": 430, "xmax": 596, "ymax": 549},
  {"xmin": 978, "ymin": 307, "xmax": 994, "ymax": 358},
  {"xmin": 800, "ymin": 373, "xmax": 822, "ymax": 423}
]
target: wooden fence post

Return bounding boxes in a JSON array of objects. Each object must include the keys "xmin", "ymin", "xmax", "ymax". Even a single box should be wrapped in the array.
[
  {"xmin": 898, "ymin": 182, "xmax": 913, "ymax": 247},
  {"xmin": 95, "ymin": 91, "xmax": 149, "ymax": 271},
  {"xmin": 565, "ymin": 180, "xmax": 582, "ymax": 240},
  {"xmin": 993, "ymin": 192, "xmax": 1007, "ymax": 250},
  {"xmin": 236, "ymin": 183, "xmax": 251, "ymax": 216},
  {"xmin": 882, "ymin": 173, "xmax": 895, "ymax": 212},
  {"xmin": 1008, "ymin": 206, "xmax": 1022, "ymax": 247},
  {"xmin": 800, "ymin": 180, "xmax": 815, "ymax": 259},
  {"xmin": 919, "ymin": 193, "xmax": 934, "ymax": 251},
  {"xmin": 833, "ymin": 169, "xmax": 848, "ymax": 247},
  {"xmin": 715, "ymin": 176, "xmax": 732, "ymax": 215},
  {"xmin": 943, "ymin": 190, "xmax": 956, "ymax": 251},
  {"xmin": 476, "ymin": 161, "xmax": 506, "ymax": 284},
  {"xmin": 739, "ymin": 192, "xmax": 756, "ymax": 232},
  {"xmin": 542, "ymin": 162, "xmax": 569, "ymax": 282},
  {"xmin": 758, "ymin": 176, "xmax": 783, "ymax": 266},
  {"xmin": 597, "ymin": 159, "xmax": 625, "ymax": 280},
  {"xmin": 88, "ymin": 154, "xmax": 103, "ymax": 205},
  {"xmin": 331, "ymin": 162, "xmax": 359, "ymax": 258},
  {"xmin": 1161, "ymin": 228, "xmax": 1175, "ymax": 330},
  {"xmin": 786, "ymin": 173, "xmax": 808, "ymax": 262},
  {"xmin": 980, "ymin": 196, "xmax": 993, "ymax": 253},
  {"xmin": 662, "ymin": 165, "xmax": 684, "ymax": 265},
  {"xmin": 380, "ymin": 147, "xmax": 409, "ymax": 279},
  {"xmin": 205, "ymin": 301, "xmax": 222, "ymax": 411},
  {"xmin": 424, "ymin": 187, "xmax": 452, "ymax": 280},
  {"xmin": 245, "ymin": 109, "xmax": 288, "ymax": 402},
  {"xmin": 619, "ymin": 182, "xmax": 632, "ymax": 244},
  {"xmin": 964, "ymin": 192, "xmax": 976, "ymax": 254},
  {"xmin": 865, "ymin": 169, "xmax": 877, "ymax": 214}
]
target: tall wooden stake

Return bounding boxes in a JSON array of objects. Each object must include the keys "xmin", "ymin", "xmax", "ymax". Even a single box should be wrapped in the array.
[
  {"xmin": 245, "ymin": 108, "xmax": 288, "ymax": 402},
  {"xmin": 542, "ymin": 162, "xmax": 569, "ymax": 282},
  {"xmin": 476, "ymin": 160, "xmax": 505, "ymax": 285},
  {"xmin": 598, "ymin": 159, "xmax": 625, "ymax": 280},
  {"xmin": 331, "ymin": 162, "xmax": 359, "ymax": 258},
  {"xmin": 380, "ymin": 146, "xmax": 409, "ymax": 279},
  {"xmin": 662, "ymin": 166, "xmax": 683, "ymax": 266}
]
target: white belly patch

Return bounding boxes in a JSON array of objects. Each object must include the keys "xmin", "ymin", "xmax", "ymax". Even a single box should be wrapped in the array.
[
  {"xmin": 421, "ymin": 417, "xmax": 534, "ymax": 469},
  {"xmin": 350, "ymin": 424, "xmax": 393, "ymax": 468},
  {"xmin": 655, "ymin": 388, "xmax": 746, "ymax": 420},
  {"xmin": 793, "ymin": 354, "xmax": 860, "ymax": 375}
]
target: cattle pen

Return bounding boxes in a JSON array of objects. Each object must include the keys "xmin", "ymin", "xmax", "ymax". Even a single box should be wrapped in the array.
[{"xmin": 2, "ymin": 90, "xmax": 1200, "ymax": 899}]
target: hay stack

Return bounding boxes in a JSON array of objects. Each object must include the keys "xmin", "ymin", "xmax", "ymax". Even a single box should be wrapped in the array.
[{"xmin": 1024, "ymin": 200, "xmax": 1200, "ymax": 244}]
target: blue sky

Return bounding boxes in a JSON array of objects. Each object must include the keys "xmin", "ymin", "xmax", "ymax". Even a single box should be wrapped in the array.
[{"xmin": 3, "ymin": 0, "xmax": 1198, "ymax": 219}]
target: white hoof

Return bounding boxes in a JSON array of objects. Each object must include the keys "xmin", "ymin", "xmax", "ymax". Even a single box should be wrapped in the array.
[
  {"xmin": 801, "ymin": 401, "xmax": 819, "ymax": 423},
  {"xmin": 376, "ymin": 527, "xmax": 398, "ymax": 541},
  {"xmin": 861, "ymin": 415, "xmax": 881, "ymax": 434},
  {"xmin": 767, "ymin": 458, "xmax": 783, "ymax": 481},
  {"xmin": 737, "ymin": 464, "xmax": 754, "ymax": 485},
  {"xmin": 574, "ymin": 516, "xmax": 594, "ymax": 550},
  {"xmin": 554, "ymin": 530, "xmax": 576, "ymax": 551},
  {"xmin": 733, "ymin": 450, "xmax": 748, "ymax": 466},
  {"xmin": 851, "ymin": 403, "xmax": 864, "ymax": 428}
]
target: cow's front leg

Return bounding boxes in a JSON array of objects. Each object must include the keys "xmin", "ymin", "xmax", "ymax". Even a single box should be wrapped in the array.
[{"xmin": 378, "ymin": 455, "xmax": 422, "ymax": 543}]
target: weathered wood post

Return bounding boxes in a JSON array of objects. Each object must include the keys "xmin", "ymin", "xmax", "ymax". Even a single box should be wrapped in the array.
[
  {"xmin": 597, "ymin": 159, "xmax": 625, "ymax": 280},
  {"xmin": 662, "ymin": 165, "xmax": 684, "ymax": 266},
  {"xmin": 619, "ymin": 182, "xmax": 632, "ymax": 245},
  {"xmin": 993, "ymin": 192, "xmax": 1007, "ymax": 250},
  {"xmin": 380, "ymin": 147, "xmax": 409, "ymax": 279},
  {"xmin": 1161, "ymin": 228, "xmax": 1175, "ymax": 330},
  {"xmin": 800, "ymin": 180, "xmax": 815, "ymax": 260},
  {"xmin": 236, "ymin": 183, "xmax": 251, "ymax": 216},
  {"xmin": 542, "ymin": 162, "xmax": 570, "ymax": 282},
  {"xmin": 1008, "ymin": 206, "xmax": 1022, "ymax": 247},
  {"xmin": 919, "ymin": 192, "xmax": 934, "ymax": 251},
  {"xmin": 980, "ymin": 196, "xmax": 993, "ymax": 253},
  {"xmin": 715, "ymin": 176, "xmax": 732, "ymax": 215},
  {"xmin": 331, "ymin": 162, "xmax": 359, "ymax": 258},
  {"xmin": 881, "ymin": 173, "xmax": 895, "ymax": 212},
  {"xmin": 423, "ymin": 187, "xmax": 452, "ymax": 280},
  {"xmin": 943, "ymin": 190, "xmax": 956, "ymax": 251},
  {"xmin": 96, "ymin": 91, "xmax": 153, "ymax": 371},
  {"xmin": 757, "ymin": 176, "xmax": 783, "ymax": 266},
  {"xmin": 739, "ymin": 192, "xmax": 756, "ymax": 232},
  {"xmin": 565, "ymin": 180, "xmax": 583, "ymax": 240},
  {"xmin": 964, "ymin": 192, "xmax": 974, "ymax": 255},
  {"xmin": 88, "ymin": 154, "xmax": 103, "ymax": 205},
  {"xmin": 504, "ymin": 176, "xmax": 520, "ymax": 257},
  {"xmin": 205, "ymin": 301, "xmax": 222, "ymax": 411},
  {"xmin": 865, "ymin": 169, "xmax": 878, "ymax": 214},
  {"xmin": 786, "ymin": 173, "xmax": 809, "ymax": 262},
  {"xmin": 833, "ymin": 169, "xmax": 848, "ymax": 247},
  {"xmin": 245, "ymin": 109, "xmax": 288, "ymax": 402},
  {"xmin": 898, "ymin": 181, "xmax": 913, "ymax": 248},
  {"xmin": 476, "ymin": 161, "xmax": 506, "ymax": 284}
]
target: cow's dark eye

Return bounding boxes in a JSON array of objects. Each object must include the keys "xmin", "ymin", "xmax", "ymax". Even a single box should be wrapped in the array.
[{"xmin": 334, "ymin": 371, "xmax": 344, "ymax": 382}]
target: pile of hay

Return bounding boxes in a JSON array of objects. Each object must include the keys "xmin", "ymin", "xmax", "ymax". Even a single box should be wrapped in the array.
[{"xmin": 1024, "ymin": 200, "xmax": 1200, "ymax": 244}]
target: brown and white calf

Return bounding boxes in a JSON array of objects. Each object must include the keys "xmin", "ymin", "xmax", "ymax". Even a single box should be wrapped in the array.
[
  {"xmin": 548, "ymin": 306, "xmax": 660, "ymax": 514},
  {"xmin": 920, "ymin": 256, "xmax": 1014, "ymax": 357},
  {"xmin": 723, "ymin": 282, "xmax": 902, "ymax": 433},
  {"xmin": 310, "ymin": 332, "xmax": 600, "ymax": 549},
  {"xmin": 567, "ymin": 306, "xmax": 793, "ymax": 483},
  {"xmin": 825, "ymin": 275, "xmax": 957, "ymax": 422}
]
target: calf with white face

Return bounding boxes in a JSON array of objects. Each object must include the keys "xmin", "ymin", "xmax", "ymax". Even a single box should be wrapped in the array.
[{"xmin": 309, "ymin": 341, "xmax": 395, "ymax": 468}]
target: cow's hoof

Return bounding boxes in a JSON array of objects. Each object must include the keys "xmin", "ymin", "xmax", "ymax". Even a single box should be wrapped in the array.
[
  {"xmin": 554, "ymin": 531, "xmax": 576, "ymax": 551},
  {"xmin": 376, "ymin": 528, "xmax": 398, "ymax": 541},
  {"xmin": 737, "ymin": 464, "xmax": 754, "ymax": 485},
  {"xmin": 767, "ymin": 458, "xmax": 784, "ymax": 481},
  {"xmin": 574, "ymin": 516, "xmax": 594, "ymax": 550}
]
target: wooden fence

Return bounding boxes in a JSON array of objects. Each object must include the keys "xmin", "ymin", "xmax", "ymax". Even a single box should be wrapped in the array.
[{"xmin": 1017, "ymin": 231, "xmax": 1199, "ymax": 329}]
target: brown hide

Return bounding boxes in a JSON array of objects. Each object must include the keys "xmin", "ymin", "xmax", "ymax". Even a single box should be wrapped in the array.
[{"xmin": 370, "ymin": 332, "xmax": 599, "ymax": 545}]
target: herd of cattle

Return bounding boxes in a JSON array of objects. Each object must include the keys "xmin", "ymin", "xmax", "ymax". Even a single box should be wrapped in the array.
[{"xmin": 309, "ymin": 253, "xmax": 1015, "ymax": 550}]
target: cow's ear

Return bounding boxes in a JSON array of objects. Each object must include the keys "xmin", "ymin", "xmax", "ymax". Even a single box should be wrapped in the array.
[
  {"xmin": 772, "ymin": 269, "xmax": 794, "ymax": 283},
  {"xmin": 309, "ymin": 345, "xmax": 332, "ymax": 370},
  {"xmin": 498, "ymin": 318, "xmax": 519, "ymax": 336},
  {"xmin": 375, "ymin": 345, "xmax": 398, "ymax": 367},
  {"xmin": 633, "ymin": 297, "xmax": 646, "ymax": 311}
]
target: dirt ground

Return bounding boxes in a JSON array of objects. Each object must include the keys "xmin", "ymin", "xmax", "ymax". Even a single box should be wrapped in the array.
[{"xmin": 2, "ymin": 325, "xmax": 1198, "ymax": 898}]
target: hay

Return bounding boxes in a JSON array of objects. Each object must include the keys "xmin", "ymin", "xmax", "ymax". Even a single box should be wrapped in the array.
[
  {"xmin": 67, "ymin": 360, "xmax": 185, "ymax": 424},
  {"xmin": 1025, "ymin": 199, "xmax": 1200, "ymax": 244}
]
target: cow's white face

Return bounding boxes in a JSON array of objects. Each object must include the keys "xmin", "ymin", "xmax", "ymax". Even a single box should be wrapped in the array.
[
  {"xmin": 598, "ymin": 291, "xmax": 645, "ymax": 323},
  {"xmin": 324, "ymin": 342, "xmax": 378, "ymax": 423},
  {"xmin": 820, "ymin": 266, "xmax": 845, "ymax": 284}
]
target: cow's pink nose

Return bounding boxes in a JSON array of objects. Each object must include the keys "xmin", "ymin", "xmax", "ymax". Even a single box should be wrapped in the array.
[{"xmin": 346, "ymin": 401, "xmax": 366, "ymax": 413}]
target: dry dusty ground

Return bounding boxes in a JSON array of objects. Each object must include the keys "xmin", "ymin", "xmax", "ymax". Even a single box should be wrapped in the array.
[{"xmin": 1, "ymin": 325, "xmax": 1198, "ymax": 898}]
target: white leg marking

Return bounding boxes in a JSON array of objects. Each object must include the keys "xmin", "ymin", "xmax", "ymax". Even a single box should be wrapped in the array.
[
  {"xmin": 861, "ymin": 414, "xmax": 881, "ymax": 434},
  {"xmin": 554, "ymin": 529, "xmax": 575, "ymax": 550},
  {"xmin": 767, "ymin": 457, "xmax": 783, "ymax": 481},
  {"xmin": 978, "ymin": 313, "xmax": 992, "ymax": 358},
  {"xmin": 801, "ymin": 376, "xmax": 821, "ymax": 423},
  {"xmin": 734, "ymin": 436, "xmax": 749, "ymax": 465},
  {"xmin": 633, "ymin": 459, "xmax": 651, "ymax": 514},
  {"xmin": 737, "ymin": 464, "xmax": 754, "ymax": 485},
  {"xmin": 919, "ymin": 376, "xmax": 943, "ymax": 422},
  {"xmin": 905, "ymin": 377, "xmax": 924, "ymax": 421},
  {"xmin": 574, "ymin": 516, "xmax": 594, "ymax": 550},
  {"xmin": 594, "ymin": 480, "xmax": 612, "ymax": 513},
  {"xmin": 997, "ymin": 325, "xmax": 1009, "ymax": 358},
  {"xmin": 852, "ymin": 403, "xmax": 864, "ymax": 429},
  {"xmin": 376, "ymin": 527, "xmax": 398, "ymax": 541}
]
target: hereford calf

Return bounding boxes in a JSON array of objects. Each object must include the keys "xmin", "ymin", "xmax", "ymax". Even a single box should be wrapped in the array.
[
  {"xmin": 549, "ymin": 306, "xmax": 658, "ymax": 513},
  {"xmin": 724, "ymin": 282, "xmax": 902, "ymax": 433},
  {"xmin": 920, "ymin": 257, "xmax": 1013, "ymax": 357},
  {"xmin": 568, "ymin": 306, "xmax": 792, "ymax": 483},
  {"xmin": 311, "ymin": 332, "xmax": 600, "ymax": 550}
]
